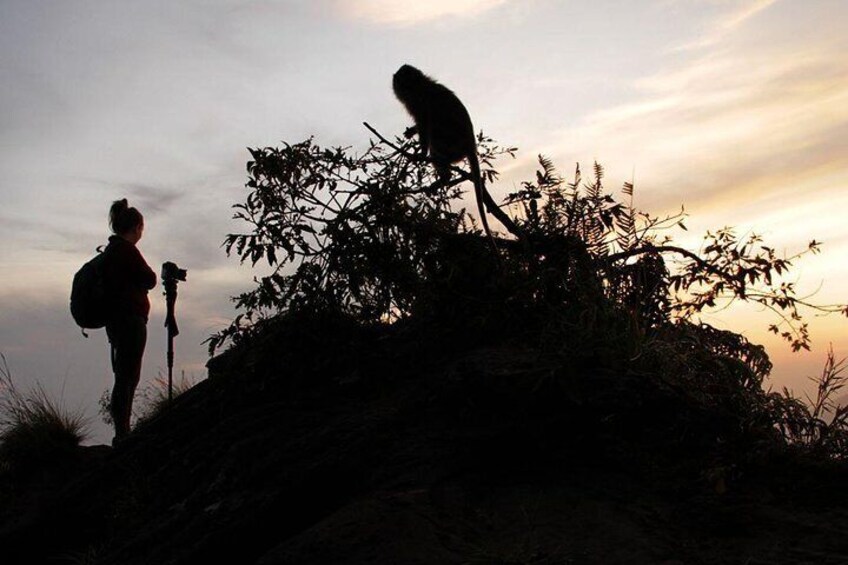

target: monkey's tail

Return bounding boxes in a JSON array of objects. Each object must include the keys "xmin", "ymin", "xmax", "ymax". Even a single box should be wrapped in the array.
[
  {"xmin": 469, "ymin": 154, "xmax": 500, "ymax": 254},
  {"xmin": 469, "ymin": 153, "xmax": 523, "ymax": 244}
]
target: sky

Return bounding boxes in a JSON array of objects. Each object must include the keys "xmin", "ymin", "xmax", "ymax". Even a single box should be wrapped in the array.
[{"xmin": 1, "ymin": 0, "xmax": 846, "ymax": 444}]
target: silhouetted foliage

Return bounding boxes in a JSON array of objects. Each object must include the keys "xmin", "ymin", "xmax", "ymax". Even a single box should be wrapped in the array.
[
  {"xmin": 505, "ymin": 160, "xmax": 845, "ymax": 351},
  {"xmin": 211, "ymin": 126, "xmax": 843, "ymax": 351},
  {"xmin": 772, "ymin": 345, "xmax": 848, "ymax": 457},
  {"xmin": 0, "ymin": 354, "xmax": 88, "ymax": 484},
  {"xmin": 207, "ymin": 130, "xmax": 517, "ymax": 351},
  {"xmin": 209, "ymin": 125, "xmax": 848, "ymax": 458},
  {"xmin": 98, "ymin": 372, "xmax": 197, "ymax": 430}
]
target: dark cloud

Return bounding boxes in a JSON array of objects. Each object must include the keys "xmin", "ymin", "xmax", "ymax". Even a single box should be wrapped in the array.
[
  {"xmin": 121, "ymin": 184, "xmax": 185, "ymax": 216},
  {"xmin": 79, "ymin": 180, "xmax": 185, "ymax": 217}
]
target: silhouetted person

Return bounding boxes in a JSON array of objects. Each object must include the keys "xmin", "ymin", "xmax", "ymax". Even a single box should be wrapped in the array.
[{"xmin": 103, "ymin": 199, "xmax": 156, "ymax": 445}]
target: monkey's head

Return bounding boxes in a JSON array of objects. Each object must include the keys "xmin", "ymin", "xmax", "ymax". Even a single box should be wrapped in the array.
[{"xmin": 393, "ymin": 64, "xmax": 428, "ymax": 103}]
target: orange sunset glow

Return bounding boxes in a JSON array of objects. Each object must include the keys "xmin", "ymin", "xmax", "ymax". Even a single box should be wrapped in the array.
[{"xmin": 1, "ymin": 0, "xmax": 845, "ymax": 444}]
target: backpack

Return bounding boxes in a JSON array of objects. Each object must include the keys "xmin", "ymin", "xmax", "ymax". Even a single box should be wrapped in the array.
[{"xmin": 70, "ymin": 244, "xmax": 110, "ymax": 336}]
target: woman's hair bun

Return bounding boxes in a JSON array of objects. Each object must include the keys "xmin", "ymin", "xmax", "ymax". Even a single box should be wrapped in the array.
[{"xmin": 109, "ymin": 198, "xmax": 143, "ymax": 235}]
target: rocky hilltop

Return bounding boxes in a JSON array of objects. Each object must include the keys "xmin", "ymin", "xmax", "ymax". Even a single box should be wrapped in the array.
[{"xmin": 1, "ymin": 309, "xmax": 847, "ymax": 565}]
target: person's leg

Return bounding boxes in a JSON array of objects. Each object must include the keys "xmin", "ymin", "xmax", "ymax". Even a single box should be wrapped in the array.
[{"xmin": 109, "ymin": 317, "xmax": 147, "ymax": 442}]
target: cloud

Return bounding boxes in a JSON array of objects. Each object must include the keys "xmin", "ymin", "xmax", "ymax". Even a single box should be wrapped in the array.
[
  {"xmin": 718, "ymin": 0, "xmax": 778, "ymax": 32},
  {"xmin": 671, "ymin": 0, "xmax": 779, "ymax": 51},
  {"xmin": 540, "ymin": 41, "xmax": 848, "ymax": 217},
  {"xmin": 518, "ymin": 5, "xmax": 848, "ymax": 385},
  {"xmin": 118, "ymin": 184, "xmax": 185, "ymax": 217},
  {"xmin": 336, "ymin": 0, "xmax": 509, "ymax": 26}
]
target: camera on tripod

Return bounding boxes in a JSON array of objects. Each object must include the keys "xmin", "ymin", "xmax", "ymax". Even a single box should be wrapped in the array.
[
  {"xmin": 161, "ymin": 261, "xmax": 187, "ymax": 283},
  {"xmin": 161, "ymin": 261, "xmax": 187, "ymax": 402}
]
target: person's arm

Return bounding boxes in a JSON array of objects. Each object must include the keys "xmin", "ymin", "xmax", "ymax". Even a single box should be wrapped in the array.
[{"xmin": 129, "ymin": 246, "xmax": 157, "ymax": 290}]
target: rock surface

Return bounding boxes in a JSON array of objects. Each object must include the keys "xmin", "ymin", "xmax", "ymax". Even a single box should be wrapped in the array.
[{"xmin": 2, "ymin": 323, "xmax": 847, "ymax": 564}]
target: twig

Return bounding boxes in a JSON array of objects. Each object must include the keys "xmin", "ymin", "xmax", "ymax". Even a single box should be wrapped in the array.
[
  {"xmin": 363, "ymin": 122, "xmax": 406, "ymax": 154},
  {"xmin": 607, "ymin": 244, "xmax": 727, "ymax": 280},
  {"xmin": 362, "ymin": 121, "xmax": 477, "ymax": 181}
]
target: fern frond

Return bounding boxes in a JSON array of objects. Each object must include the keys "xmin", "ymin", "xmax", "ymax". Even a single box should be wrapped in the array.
[
  {"xmin": 616, "ymin": 210, "xmax": 636, "ymax": 251},
  {"xmin": 568, "ymin": 163, "xmax": 581, "ymax": 191},
  {"xmin": 539, "ymin": 154, "xmax": 555, "ymax": 177},
  {"xmin": 615, "ymin": 181, "xmax": 637, "ymax": 251}
]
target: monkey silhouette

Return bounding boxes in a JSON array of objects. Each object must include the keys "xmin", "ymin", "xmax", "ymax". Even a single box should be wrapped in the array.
[{"xmin": 392, "ymin": 64, "xmax": 521, "ymax": 250}]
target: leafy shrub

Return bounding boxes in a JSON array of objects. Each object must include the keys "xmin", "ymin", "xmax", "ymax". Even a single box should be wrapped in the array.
[
  {"xmin": 770, "ymin": 345, "xmax": 848, "ymax": 457},
  {"xmin": 210, "ymin": 127, "xmax": 844, "ymax": 353},
  {"xmin": 208, "ymin": 124, "xmax": 848, "ymax": 457}
]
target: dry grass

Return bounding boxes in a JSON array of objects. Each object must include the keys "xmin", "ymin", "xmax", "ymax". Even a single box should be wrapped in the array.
[
  {"xmin": 0, "ymin": 354, "xmax": 89, "ymax": 480},
  {"xmin": 99, "ymin": 370, "xmax": 198, "ymax": 431},
  {"xmin": 772, "ymin": 345, "xmax": 848, "ymax": 457},
  {"xmin": 133, "ymin": 371, "xmax": 197, "ymax": 426}
]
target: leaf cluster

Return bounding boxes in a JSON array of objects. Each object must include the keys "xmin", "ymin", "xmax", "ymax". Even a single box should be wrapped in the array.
[
  {"xmin": 207, "ymin": 131, "xmax": 516, "ymax": 352},
  {"xmin": 505, "ymin": 159, "xmax": 844, "ymax": 352},
  {"xmin": 208, "ymin": 127, "xmax": 848, "ymax": 459},
  {"xmin": 210, "ymin": 128, "xmax": 845, "ymax": 357},
  {"xmin": 771, "ymin": 345, "xmax": 848, "ymax": 457}
]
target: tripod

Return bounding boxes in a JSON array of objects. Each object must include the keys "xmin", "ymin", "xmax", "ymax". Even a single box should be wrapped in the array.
[{"xmin": 162, "ymin": 272, "xmax": 183, "ymax": 402}]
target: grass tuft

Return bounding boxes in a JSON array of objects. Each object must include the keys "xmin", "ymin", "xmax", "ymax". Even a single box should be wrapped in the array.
[
  {"xmin": 134, "ymin": 372, "xmax": 197, "ymax": 427},
  {"xmin": 99, "ymin": 371, "xmax": 197, "ymax": 431},
  {"xmin": 0, "ymin": 354, "xmax": 89, "ymax": 481}
]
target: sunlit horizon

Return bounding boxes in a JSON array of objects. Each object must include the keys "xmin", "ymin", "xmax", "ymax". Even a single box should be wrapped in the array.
[{"xmin": 1, "ymin": 0, "xmax": 845, "ymax": 444}]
